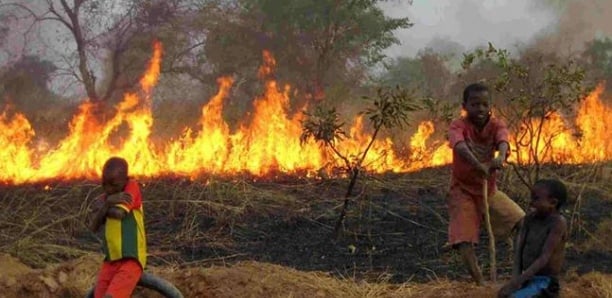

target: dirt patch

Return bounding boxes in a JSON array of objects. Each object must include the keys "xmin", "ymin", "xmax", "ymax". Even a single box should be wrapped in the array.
[
  {"xmin": 563, "ymin": 272, "xmax": 612, "ymax": 298},
  {"xmin": 0, "ymin": 254, "xmax": 31, "ymax": 277},
  {"xmin": 0, "ymin": 253, "xmax": 32, "ymax": 291},
  {"xmin": 0, "ymin": 254, "xmax": 100, "ymax": 298},
  {"xmin": 159, "ymin": 261, "xmax": 498, "ymax": 298},
  {"xmin": 0, "ymin": 254, "xmax": 610, "ymax": 298}
]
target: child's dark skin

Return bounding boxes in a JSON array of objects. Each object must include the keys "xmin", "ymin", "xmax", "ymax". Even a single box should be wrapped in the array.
[
  {"xmin": 453, "ymin": 89, "xmax": 510, "ymax": 285},
  {"xmin": 498, "ymin": 184, "xmax": 567, "ymax": 297},
  {"xmin": 88, "ymin": 168, "xmax": 133, "ymax": 232},
  {"xmin": 455, "ymin": 90, "xmax": 508, "ymax": 178}
]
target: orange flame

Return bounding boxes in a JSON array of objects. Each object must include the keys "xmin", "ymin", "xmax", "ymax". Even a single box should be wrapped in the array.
[
  {"xmin": 0, "ymin": 107, "xmax": 36, "ymax": 183},
  {"xmin": 507, "ymin": 84, "xmax": 611, "ymax": 165},
  {"xmin": 1, "ymin": 42, "xmax": 611, "ymax": 185}
]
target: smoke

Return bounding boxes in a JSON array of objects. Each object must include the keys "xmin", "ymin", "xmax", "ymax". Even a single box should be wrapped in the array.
[
  {"xmin": 532, "ymin": 0, "xmax": 612, "ymax": 55},
  {"xmin": 378, "ymin": 0, "xmax": 611, "ymax": 58}
]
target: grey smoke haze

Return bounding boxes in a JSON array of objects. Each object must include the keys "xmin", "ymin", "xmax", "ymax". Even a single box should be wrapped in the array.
[
  {"xmin": 3, "ymin": 0, "xmax": 612, "ymax": 62},
  {"xmin": 2, "ymin": 0, "xmax": 612, "ymax": 98},
  {"xmin": 379, "ymin": 0, "xmax": 559, "ymax": 57},
  {"xmin": 533, "ymin": 0, "xmax": 612, "ymax": 55},
  {"xmin": 2, "ymin": 0, "xmax": 565, "ymax": 64},
  {"xmin": 380, "ymin": 0, "xmax": 612, "ymax": 58}
]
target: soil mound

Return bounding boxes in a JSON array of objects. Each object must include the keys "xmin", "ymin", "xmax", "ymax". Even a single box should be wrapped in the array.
[
  {"xmin": 0, "ymin": 254, "xmax": 610, "ymax": 298},
  {"xmin": 0, "ymin": 254, "xmax": 100, "ymax": 298}
]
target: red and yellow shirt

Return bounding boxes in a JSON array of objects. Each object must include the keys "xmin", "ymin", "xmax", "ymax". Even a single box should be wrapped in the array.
[{"xmin": 101, "ymin": 179, "xmax": 147, "ymax": 269}]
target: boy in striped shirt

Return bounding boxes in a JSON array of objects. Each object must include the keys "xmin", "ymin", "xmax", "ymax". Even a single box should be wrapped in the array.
[{"xmin": 88, "ymin": 157, "xmax": 147, "ymax": 298}]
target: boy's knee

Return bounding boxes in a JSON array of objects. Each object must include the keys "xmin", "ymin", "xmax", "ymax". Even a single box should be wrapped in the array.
[
  {"xmin": 512, "ymin": 218, "xmax": 523, "ymax": 231},
  {"xmin": 454, "ymin": 242, "xmax": 474, "ymax": 251}
]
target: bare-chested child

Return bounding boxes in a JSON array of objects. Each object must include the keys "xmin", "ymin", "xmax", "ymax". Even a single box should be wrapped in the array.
[{"xmin": 498, "ymin": 178, "xmax": 568, "ymax": 298}]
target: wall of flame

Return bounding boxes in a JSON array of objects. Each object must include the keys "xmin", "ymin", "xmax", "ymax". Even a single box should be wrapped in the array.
[{"xmin": 1, "ymin": 42, "xmax": 611, "ymax": 185}]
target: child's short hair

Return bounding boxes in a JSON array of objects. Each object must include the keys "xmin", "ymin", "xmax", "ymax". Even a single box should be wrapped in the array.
[
  {"xmin": 102, "ymin": 157, "xmax": 129, "ymax": 179},
  {"xmin": 463, "ymin": 83, "xmax": 490, "ymax": 103},
  {"xmin": 534, "ymin": 178, "xmax": 568, "ymax": 209}
]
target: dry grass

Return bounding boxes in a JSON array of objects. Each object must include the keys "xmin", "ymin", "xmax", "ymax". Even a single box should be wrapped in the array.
[
  {"xmin": 0, "ymin": 253, "xmax": 609, "ymax": 298},
  {"xmin": 0, "ymin": 177, "xmax": 316, "ymax": 268},
  {"xmin": 0, "ymin": 253, "xmax": 100, "ymax": 298},
  {"xmin": 564, "ymin": 272, "xmax": 612, "ymax": 298},
  {"xmin": 579, "ymin": 218, "xmax": 612, "ymax": 251},
  {"xmin": 0, "ymin": 164, "xmax": 610, "ymax": 297},
  {"xmin": 0, "ymin": 183, "xmax": 97, "ymax": 268},
  {"xmin": 161, "ymin": 261, "xmax": 497, "ymax": 298}
]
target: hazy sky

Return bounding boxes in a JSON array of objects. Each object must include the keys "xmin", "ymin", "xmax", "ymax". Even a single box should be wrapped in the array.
[
  {"xmin": 3, "ymin": 0, "xmax": 561, "ymax": 62},
  {"xmin": 5, "ymin": 0, "xmax": 608, "ymax": 97},
  {"xmin": 379, "ymin": 0, "xmax": 559, "ymax": 57}
]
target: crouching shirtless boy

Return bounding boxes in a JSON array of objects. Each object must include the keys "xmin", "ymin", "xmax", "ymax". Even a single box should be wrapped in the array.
[{"xmin": 498, "ymin": 178, "xmax": 568, "ymax": 298}]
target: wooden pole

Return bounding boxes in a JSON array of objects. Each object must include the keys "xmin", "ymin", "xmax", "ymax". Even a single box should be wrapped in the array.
[{"xmin": 483, "ymin": 179, "xmax": 497, "ymax": 282}]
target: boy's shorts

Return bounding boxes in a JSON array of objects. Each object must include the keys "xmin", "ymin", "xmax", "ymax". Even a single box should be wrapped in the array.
[
  {"xmin": 94, "ymin": 258, "xmax": 142, "ymax": 298},
  {"xmin": 448, "ymin": 187, "xmax": 525, "ymax": 245},
  {"xmin": 511, "ymin": 275, "xmax": 560, "ymax": 298}
]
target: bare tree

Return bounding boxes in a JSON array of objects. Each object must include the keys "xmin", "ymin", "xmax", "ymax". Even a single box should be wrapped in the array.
[{"xmin": 0, "ymin": 0, "xmax": 193, "ymax": 105}]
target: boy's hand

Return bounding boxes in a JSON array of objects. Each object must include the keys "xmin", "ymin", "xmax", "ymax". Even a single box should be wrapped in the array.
[
  {"xmin": 490, "ymin": 155, "xmax": 505, "ymax": 170},
  {"xmin": 497, "ymin": 279, "xmax": 521, "ymax": 298},
  {"xmin": 105, "ymin": 192, "xmax": 132, "ymax": 206},
  {"xmin": 476, "ymin": 162, "xmax": 490, "ymax": 178},
  {"xmin": 91, "ymin": 194, "xmax": 106, "ymax": 209},
  {"xmin": 92, "ymin": 198, "xmax": 105, "ymax": 211}
]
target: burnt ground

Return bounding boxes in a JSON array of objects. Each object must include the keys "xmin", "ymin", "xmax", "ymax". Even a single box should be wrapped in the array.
[{"xmin": 1, "ymin": 165, "xmax": 611, "ymax": 284}]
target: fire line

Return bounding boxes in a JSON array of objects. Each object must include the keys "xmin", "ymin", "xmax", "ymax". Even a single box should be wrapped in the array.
[{"xmin": 1, "ymin": 42, "xmax": 611, "ymax": 185}]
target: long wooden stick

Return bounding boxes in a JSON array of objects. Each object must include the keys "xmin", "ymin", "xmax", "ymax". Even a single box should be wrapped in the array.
[{"xmin": 483, "ymin": 179, "xmax": 497, "ymax": 282}]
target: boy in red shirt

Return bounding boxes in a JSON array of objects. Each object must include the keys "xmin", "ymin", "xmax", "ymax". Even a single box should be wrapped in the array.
[
  {"xmin": 88, "ymin": 157, "xmax": 147, "ymax": 298},
  {"xmin": 447, "ymin": 83, "xmax": 525, "ymax": 285}
]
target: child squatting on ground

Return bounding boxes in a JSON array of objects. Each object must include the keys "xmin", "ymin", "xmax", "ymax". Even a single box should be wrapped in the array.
[
  {"xmin": 447, "ymin": 83, "xmax": 526, "ymax": 285},
  {"xmin": 88, "ymin": 157, "xmax": 147, "ymax": 298},
  {"xmin": 498, "ymin": 178, "xmax": 568, "ymax": 298}
]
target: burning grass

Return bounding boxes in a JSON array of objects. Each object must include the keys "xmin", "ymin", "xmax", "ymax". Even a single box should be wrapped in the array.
[{"xmin": 2, "ymin": 42, "xmax": 612, "ymax": 186}]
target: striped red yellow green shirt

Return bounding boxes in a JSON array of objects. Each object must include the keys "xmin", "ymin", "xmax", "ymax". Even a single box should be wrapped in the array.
[{"xmin": 101, "ymin": 179, "xmax": 147, "ymax": 269}]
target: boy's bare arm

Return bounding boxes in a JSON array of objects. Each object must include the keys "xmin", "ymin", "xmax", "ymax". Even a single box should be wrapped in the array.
[
  {"xmin": 105, "ymin": 192, "xmax": 132, "ymax": 219},
  {"xmin": 454, "ymin": 141, "xmax": 489, "ymax": 176},
  {"xmin": 87, "ymin": 193, "xmax": 133, "ymax": 232},
  {"xmin": 106, "ymin": 206, "xmax": 128, "ymax": 219},
  {"xmin": 513, "ymin": 217, "xmax": 566, "ymax": 285},
  {"xmin": 497, "ymin": 142, "xmax": 509, "ymax": 159},
  {"xmin": 512, "ymin": 218, "xmax": 527, "ymax": 278},
  {"xmin": 88, "ymin": 197, "xmax": 108, "ymax": 232},
  {"xmin": 491, "ymin": 142, "xmax": 509, "ymax": 169}
]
